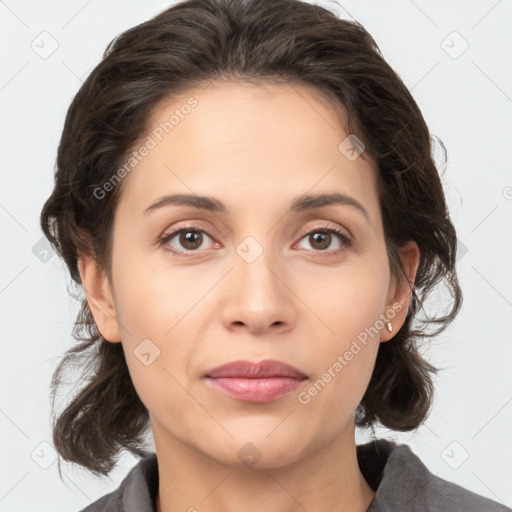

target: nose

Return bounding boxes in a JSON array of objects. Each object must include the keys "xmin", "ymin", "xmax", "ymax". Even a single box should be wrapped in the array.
[{"xmin": 220, "ymin": 244, "xmax": 297, "ymax": 335}]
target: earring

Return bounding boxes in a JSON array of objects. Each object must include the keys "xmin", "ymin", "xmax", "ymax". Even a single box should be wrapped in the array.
[{"xmin": 386, "ymin": 322, "xmax": 393, "ymax": 333}]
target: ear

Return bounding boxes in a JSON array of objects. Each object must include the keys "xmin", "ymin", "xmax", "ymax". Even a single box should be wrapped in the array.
[
  {"xmin": 77, "ymin": 254, "xmax": 122, "ymax": 343},
  {"xmin": 380, "ymin": 240, "xmax": 420, "ymax": 342}
]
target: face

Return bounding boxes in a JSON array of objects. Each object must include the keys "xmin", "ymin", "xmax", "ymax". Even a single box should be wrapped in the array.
[{"xmin": 80, "ymin": 80, "xmax": 418, "ymax": 469}]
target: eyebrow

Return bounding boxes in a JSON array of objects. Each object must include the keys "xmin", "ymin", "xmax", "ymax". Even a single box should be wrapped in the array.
[{"xmin": 143, "ymin": 192, "xmax": 369, "ymax": 221}]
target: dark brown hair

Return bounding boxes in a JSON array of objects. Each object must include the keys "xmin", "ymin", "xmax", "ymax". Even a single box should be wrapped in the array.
[{"xmin": 41, "ymin": 0, "xmax": 462, "ymax": 477}]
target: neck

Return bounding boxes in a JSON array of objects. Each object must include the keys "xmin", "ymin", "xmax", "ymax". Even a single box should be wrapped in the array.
[{"xmin": 154, "ymin": 418, "xmax": 376, "ymax": 512}]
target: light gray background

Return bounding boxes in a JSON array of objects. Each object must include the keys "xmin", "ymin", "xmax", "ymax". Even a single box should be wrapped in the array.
[{"xmin": 1, "ymin": 0, "xmax": 511, "ymax": 510}]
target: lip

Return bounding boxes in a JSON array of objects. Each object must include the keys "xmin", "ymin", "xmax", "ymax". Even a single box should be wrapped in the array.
[
  {"xmin": 204, "ymin": 359, "xmax": 307, "ymax": 403},
  {"xmin": 205, "ymin": 359, "xmax": 307, "ymax": 379}
]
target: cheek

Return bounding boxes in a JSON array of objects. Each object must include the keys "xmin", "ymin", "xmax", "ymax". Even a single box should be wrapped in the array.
[
  {"xmin": 110, "ymin": 250, "xmax": 202, "ymax": 400},
  {"xmin": 111, "ymin": 247, "xmax": 185, "ymax": 339},
  {"xmin": 300, "ymin": 302, "xmax": 382, "ymax": 433},
  {"xmin": 302, "ymin": 253, "xmax": 390, "ymax": 339},
  {"xmin": 296, "ymin": 253, "xmax": 389, "ymax": 408}
]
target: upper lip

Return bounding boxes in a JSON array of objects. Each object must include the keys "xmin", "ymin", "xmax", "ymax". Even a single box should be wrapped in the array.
[{"xmin": 205, "ymin": 359, "xmax": 307, "ymax": 379}]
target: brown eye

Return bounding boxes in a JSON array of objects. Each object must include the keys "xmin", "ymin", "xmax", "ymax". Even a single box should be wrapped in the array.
[
  {"xmin": 160, "ymin": 227, "xmax": 215, "ymax": 256},
  {"xmin": 296, "ymin": 227, "xmax": 351, "ymax": 253},
  {"xmin": 178, "ymin": 230, "xmax": 204, "ymax": 250},
  {"xmin": 309, "ymin": 232, "xmax": 332, "ymax": 250}
]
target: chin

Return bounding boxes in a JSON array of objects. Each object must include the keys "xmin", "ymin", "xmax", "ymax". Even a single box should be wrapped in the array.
[{"xmin": 210, "ymin": 434, "xmax": 307, "ymax": 470}]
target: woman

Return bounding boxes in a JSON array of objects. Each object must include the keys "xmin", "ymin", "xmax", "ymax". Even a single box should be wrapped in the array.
[{"xmin": 40, "ymin": 0, "xmax": 510, "ymax": 510}]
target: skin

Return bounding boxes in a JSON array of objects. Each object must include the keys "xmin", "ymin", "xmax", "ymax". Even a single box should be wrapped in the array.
[{"xmin": 78, "ymin": 81, "xmax": 420, "ymax": 512}]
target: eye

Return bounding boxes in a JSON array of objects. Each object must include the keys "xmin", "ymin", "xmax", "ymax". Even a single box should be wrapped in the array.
[
  {"xmin": 159, "ymin": 226, "xmax": 216, "ymax": 257},
  {"xmin": 295, "ymin": 225, "xmax": 351, "ymax": 254},
  {"xmin": 159, "ymin": 223, "xmax": 352, "ymax": 258}
]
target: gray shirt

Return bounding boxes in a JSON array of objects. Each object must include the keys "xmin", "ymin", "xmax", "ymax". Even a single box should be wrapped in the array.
[{"xmin": 78, "ymin": 439, "xmax": 511, "ymax": 511}]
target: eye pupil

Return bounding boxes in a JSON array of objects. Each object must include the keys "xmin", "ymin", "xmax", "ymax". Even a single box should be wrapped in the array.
[
  {"xmin": 310, "ymin": 232, "xmax": 331, "ymax": 250},
  {"xmin": 180, "ymin": 231, "xmax": 202, "ymax": 250}
]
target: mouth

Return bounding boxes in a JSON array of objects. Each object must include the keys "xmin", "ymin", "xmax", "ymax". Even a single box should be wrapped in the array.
[{"xmin": 204, "ymin": 359, "xmax": 308, "ymax": 403}]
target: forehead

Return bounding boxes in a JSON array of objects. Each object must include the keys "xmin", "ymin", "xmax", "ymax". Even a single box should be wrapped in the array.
[{"xmin": 116, "ymin": 80, "xmax": 380, "ymax": 224}]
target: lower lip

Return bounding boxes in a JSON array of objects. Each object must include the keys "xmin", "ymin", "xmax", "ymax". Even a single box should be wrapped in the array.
[{"xmin": 206, "ymin": 377, "xmax": 305, "ymax": 403}]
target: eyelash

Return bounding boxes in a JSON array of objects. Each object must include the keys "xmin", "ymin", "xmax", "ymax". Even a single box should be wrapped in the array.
[{"xmin": 158, "ymin": 223, "xmax": 352, "ymax": 258}]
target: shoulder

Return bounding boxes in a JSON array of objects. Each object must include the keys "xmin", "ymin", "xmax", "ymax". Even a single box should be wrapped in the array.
[
  {"xmin": 361, "ymin": 439, "xmax": 511, "ymax": 512},
  {"xmin": 76, "ymin": 453, "xmax": 158, "ymax": 512},
  {"xmin": 78, "ymin": 489, "xmax": 121, "ymax": 512},
  {"xmin": 421, "ymin": 471, "xmax": 511, "ymax": 512}
]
